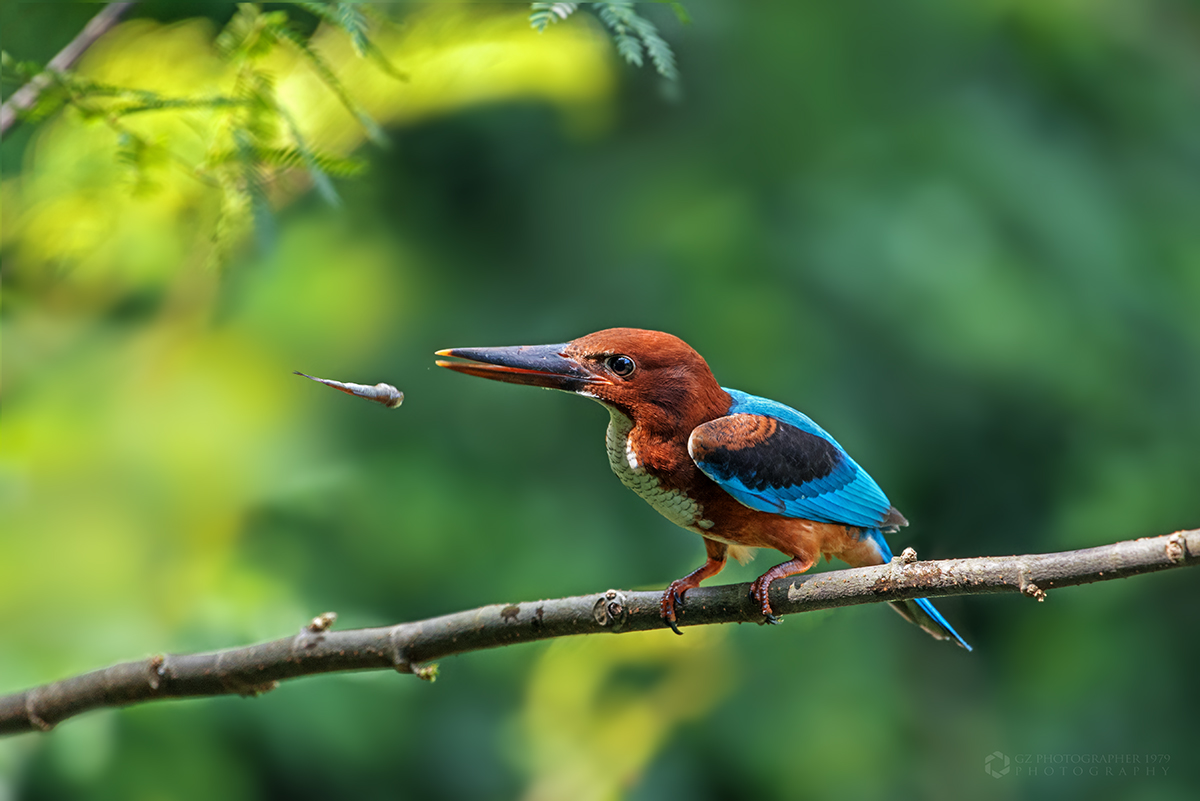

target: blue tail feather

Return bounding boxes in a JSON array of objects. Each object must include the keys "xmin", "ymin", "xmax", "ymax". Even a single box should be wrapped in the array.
[
  {"xmin": 893, "ymin": 597, "xmax": 973, "ymax": 651},
  {"xmin": 863, "ymin": 528, "xmax": 972, "ymax": 651}
]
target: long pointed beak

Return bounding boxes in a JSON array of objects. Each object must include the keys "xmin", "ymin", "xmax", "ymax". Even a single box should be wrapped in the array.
[{"xmin": 435, "ymin": 343, "xmax": 607, "ymax": 391}]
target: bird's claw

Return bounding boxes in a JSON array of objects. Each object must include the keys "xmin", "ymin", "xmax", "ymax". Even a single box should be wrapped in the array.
[
  {"xmin": 749, "ymin": 581, "xmax": 781, "ymax": 624},
  {"xmin": 661, "ymin": 584, "xmax": 688, "ymax": 635}
]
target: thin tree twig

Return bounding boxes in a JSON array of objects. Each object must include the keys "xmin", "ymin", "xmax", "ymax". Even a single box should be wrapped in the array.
[
  {"xmin": 0, "ymin": 2, "xmax": 137, "ymax": 138},
  {"xmin": 1, "ymin": 529, "xmax": 1195, "ymax": 736}
]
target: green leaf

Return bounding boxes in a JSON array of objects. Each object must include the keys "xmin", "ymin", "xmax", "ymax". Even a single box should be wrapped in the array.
[
  {"xmin": 274, "ymin": 23, "xmax": 388, "ymax": 146},
  {"xmin": 269, "ymin": 96, "xmax": 341, "ymax": 207},
  {"xmin": 596, "ymin": 4, "xmax": 644, "ymax": 68},
  {"xmin": 234, "ymin": 127, "xmax": 277, "ymax": 253},
  {"xmin": 530, "ymin": 3, "xmax": 579, "ymax": 34},
  {"xmin": 295, "ymin": 2, "xmax": 409, "ymax": 81},
  {"xmin": 217, "ymin": 5, "xmax": 281, "ymax": 62},
  {"xmin": 111, "ymin": 96, "xmax": 250, "ymax": 117},
  {"xmin": 298, "ymin": 2, "xmax": 370, "ymax": 55},
  {"xmin": 593, "ymin": 2, "xmax": 678, "ymax": 80},
  {"xmin": 1, "ymin": 52, "xmax": 46, "ymax": 82},
  {"xmin": 262, "ymin": 147, "xmax": 366, "ymax": 177}
]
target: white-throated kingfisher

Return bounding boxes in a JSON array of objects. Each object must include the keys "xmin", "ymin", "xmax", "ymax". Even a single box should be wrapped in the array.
[{"xmin": 436, "ymin": 328, "xmax": 970, "ymax": 649}]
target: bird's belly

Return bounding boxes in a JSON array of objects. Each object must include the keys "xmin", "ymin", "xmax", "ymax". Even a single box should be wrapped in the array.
[{"xmin": 605, "ymin": 410, "xmax": 712, "ymax": 532}]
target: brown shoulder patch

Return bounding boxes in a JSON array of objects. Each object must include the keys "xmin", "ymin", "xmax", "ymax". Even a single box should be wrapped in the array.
[{"xmin": 690, "ymin": 414, "xmax": 777, "ymax": 460}]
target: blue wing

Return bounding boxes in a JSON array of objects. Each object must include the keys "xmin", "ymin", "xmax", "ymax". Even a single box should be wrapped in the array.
[
  {"xmin": 688, "ymin": 388, "xmax": 901, "ymax": 530},
  {"xmin": 691, "ymin": 390, "xmax": 970, "ymax": 650}
]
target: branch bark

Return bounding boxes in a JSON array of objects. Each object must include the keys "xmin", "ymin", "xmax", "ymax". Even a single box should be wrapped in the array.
[
  {"xmin": 0, "ymin": 2, "xmax": 137, "ymax": 138},
  {"xmin": 1, "ymin": 529, "xmax": 1195, "ymax": 737}
]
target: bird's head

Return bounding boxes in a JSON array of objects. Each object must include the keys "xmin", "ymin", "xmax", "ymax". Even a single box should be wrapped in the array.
[{"xmin": 436, "ymin": 328, "xmax": 730, "ymax": 431}]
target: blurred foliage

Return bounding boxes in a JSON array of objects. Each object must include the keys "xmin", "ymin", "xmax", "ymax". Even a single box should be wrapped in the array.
[
  {"xmin": 0, "ymin": 2, "xmax": 401, "ymax": 268},
  {"xmin": 520, "ymin": 628, "xmax": 730, "ymax": 801},
  {"xmin": 2, "ymin": 2, "xmax": 1199, "ymax": 801},
  {"xmin": 531, "ymin": 2, "xmax": 680, "ymax": 80},
  {"xmin": 1, "ymin": 3, "xmax": 612, "ymax": 288}
]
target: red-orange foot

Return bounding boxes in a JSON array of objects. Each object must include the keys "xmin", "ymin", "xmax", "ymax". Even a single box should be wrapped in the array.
[
  {"xmin": 750, "ymin": 556, "xmax": 816, "ymax": 624},
  {"xmin": 661, "ymin": 578, "xmax": 700, "ymax": 636},
  {"xmin": 748, "ymin": 575, "xmax": 781, "ymax": 624},
  {"xmin": 661, "ymin": 551, "xmax": 729, "ymax": 635}
]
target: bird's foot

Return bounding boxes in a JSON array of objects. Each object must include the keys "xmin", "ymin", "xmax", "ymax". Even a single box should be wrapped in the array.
[
  {"xmin": 660, "ymin": 581, "xmax": 691, "ymax": 636},
  {"xmin": 749, "ymin": 556, "xmax": 816, "ymax": 625},
  {"xmin": 749, "ymin": 576, "xmax": 779, "ymax": 624}
]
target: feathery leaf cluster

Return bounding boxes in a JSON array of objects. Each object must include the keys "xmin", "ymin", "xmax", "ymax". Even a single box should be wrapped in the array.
[
  {"xmin": 530, "ymin": 1, "xmax": 680, "ymax": 80},
  {"xmin": 1, "ymin": 3, "xmax": 401, "ymax": 268}
]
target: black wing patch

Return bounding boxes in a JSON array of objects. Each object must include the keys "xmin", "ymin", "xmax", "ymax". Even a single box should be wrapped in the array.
[
  {"xmin": 689, "ymin": 414, "xmax": 844, "ymax": 491},
  {"xmin": 691, "ymin": 411, "xmax": 897, "ymax": 527}
]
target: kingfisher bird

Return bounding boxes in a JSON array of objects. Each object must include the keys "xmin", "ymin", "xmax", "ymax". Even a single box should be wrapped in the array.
[{"xmin": 436, "ymin": 328, "xmax": 970, "ymax": 649}]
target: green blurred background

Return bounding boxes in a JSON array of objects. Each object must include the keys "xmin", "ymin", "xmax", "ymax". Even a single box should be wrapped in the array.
[{"xmin": 2, "ymin": 2, "xmax": 1198, "ymax": 799}]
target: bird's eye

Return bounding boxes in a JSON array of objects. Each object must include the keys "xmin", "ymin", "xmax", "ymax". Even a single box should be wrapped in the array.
[{"xmin": 606, "ymin": 355, "xmax": 636, "ymax": 377}]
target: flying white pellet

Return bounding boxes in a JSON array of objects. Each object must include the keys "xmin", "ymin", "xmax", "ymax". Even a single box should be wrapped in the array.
[{"xmin": 294, "ymin": 371, "xmax": 404, "ymax": 408}]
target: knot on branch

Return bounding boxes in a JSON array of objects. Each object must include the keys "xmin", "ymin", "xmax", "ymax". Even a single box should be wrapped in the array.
[
  {"xmin": 306, "ymin": 611, "xmax": 338, "ymax": 633},
  {"xmin": 24, "ymin": 692, "xmax": 52, "ymax": 733},
  {"xmin": 593, "ymin": 589, "xmax": 629, "ymax": 631},
  {"xmin": 413, "ymin": 664, "xmax": 439, "ymax": 682},
  {"xmin": 222, "ymin": 677, "xmax": 279, "ymax": 697},
  {"xmin": 1165, "ymin": 532, "xmax": 1188, "ymax": 564},
  {"xmin": 392, "ymin": 659, "xmax": 439, "ymax": 682},
  {"xmin": 147, "ymin": 655, "xmax": 166, "ymax": 691},
  {"xmin": 1019, "ymin": 570, "xmax": 1047, "ymax": 602},
  {"xmin": 293, "ymin": 611, "xmax": 338, "ymax": 653},
  {"xmin": 875, "ymin": 549, "xmax": 942, "ymax": 595},
  {"xmin": 387, "ymin": 625, "xmax": 438, "ymax": 681}
]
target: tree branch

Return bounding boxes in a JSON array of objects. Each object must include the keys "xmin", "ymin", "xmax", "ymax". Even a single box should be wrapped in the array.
[
  {"xmin": 1, "ymin": 529, "xmax": 1195, "ymax": 736},
  {"xmin": 0, "ymin": 2, "xmax": 137, "ymax": 138}
]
